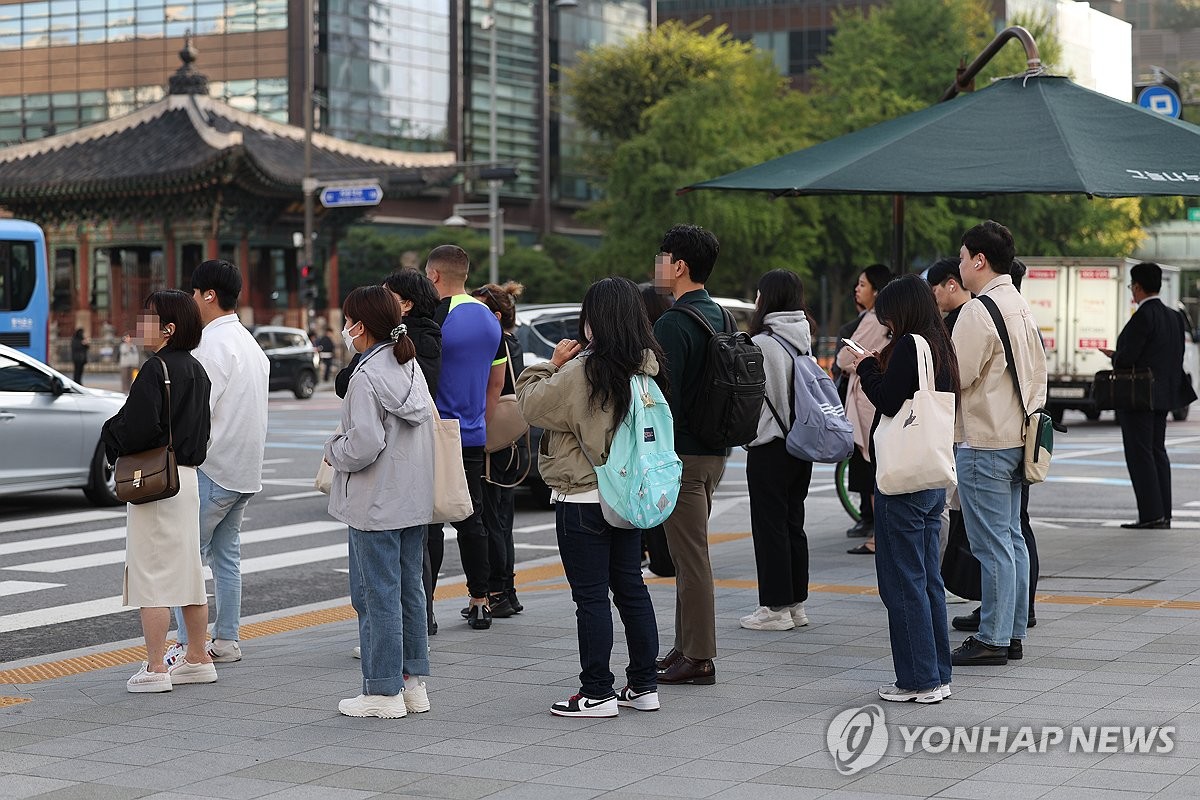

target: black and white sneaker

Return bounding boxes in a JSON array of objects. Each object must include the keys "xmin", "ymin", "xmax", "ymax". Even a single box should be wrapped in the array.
[
  {"xmin": 616, "ymin": 686, "xmax": 660, "ymax": 712},
  {"xmin": 550, "ymin": 693, "xmax": 618, "ymax": 718}
]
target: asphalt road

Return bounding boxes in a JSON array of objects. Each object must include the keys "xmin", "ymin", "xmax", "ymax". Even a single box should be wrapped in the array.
[{"xmin": 1, "ymin": 396, "xmax": 1198, "ymax": 664}]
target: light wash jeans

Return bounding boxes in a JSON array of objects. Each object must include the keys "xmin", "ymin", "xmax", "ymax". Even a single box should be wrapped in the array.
[
  {"xmin": 173, "ymin": 468, "xmax": 253, "ymax": 644},
  {"xmin": 348, "ymin": 525, "xmax": 429, "ymax": 696},
  {"xmin": 956, "ymin": 446, "xmax": 1028, "ymax": 648}
]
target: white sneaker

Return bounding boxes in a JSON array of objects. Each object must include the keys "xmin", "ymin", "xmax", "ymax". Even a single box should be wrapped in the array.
[
  {"xmin": 739, "ymin": 606, "xmax": 795, "ymax": 631},
  {"xmin": 616, "ymin": 685, "xmax": 660, "ymax": 712},
  {"xmin": 790, "ymin": 602, "xmax": 810, "ymax": 627},
  {"xmin": 941, "ymin": 684, "xmax": 952, "ymax": 699},
  {"xmin": 127, "ymin": 662, "xmax": 172, "ymax": 693},
  {"xmin": 352, "ymin": 646, "xmax": 361, "ymax": 659},
  {"xmin": 208, "ymin": 639, "xmax": 241, "ymax": 663},
  {"xmin": 878, "ymin": 683, "xmax": 942, "ymax": 704},
  {"xmin": 167, "ymin": 659, "xmax": 218, "ymax": 685},
  {"xmin": 945, "ymin": 590, "xmax": 970, "ymax": 604},
  {"xmin": 339, "ymin": 693, "xmax": 408, "ymax": 718},
  {"xmin": 403, "ymin": 676, "xmax": 431, "ymax": 713},
  {"xmin": 550, "ymin": 693, "xmax": 618, "ymax": 718}
]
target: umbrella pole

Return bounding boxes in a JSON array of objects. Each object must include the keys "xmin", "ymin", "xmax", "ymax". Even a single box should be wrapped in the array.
[
  {"xmin": 892, "ymin": 195, "xmax": 905, "ymax": 270},
  {"xmin": 940, "ymin": 26, "xmax": 1041, "ymax": 102}
]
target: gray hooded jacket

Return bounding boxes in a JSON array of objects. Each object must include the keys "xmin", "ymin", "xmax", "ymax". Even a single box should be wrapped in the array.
[
  {"xmin": 748, "ymin": 310, "xmax": 813, "ymax": 448},
  {"xmin": 325, "ymin": 343, "xmax": 435, "ymax": 531}
]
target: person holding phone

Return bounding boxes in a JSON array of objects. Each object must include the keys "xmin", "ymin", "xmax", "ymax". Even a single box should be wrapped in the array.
[{"xmin": 835, "ymin": 264, "xmax": 895, "ymax": 555}]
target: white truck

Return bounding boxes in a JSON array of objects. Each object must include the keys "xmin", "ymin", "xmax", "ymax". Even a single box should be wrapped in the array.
[{"xmin": 1020, "ymin": 257, "xmax": 1199, "ymax": 423}]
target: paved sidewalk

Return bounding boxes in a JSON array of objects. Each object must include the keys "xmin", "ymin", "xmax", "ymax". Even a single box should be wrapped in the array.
[{"xmin": 5, "ymin": 498, "xmax": 1200, "ymax": 800}]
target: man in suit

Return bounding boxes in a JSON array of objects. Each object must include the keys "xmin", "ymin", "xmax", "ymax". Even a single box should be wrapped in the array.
[{"xmin": 1101, "ymin": 261, "xmax": 1197, "ymax": 529}]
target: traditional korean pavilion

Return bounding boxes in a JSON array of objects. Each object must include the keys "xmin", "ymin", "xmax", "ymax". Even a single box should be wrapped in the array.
[{"xmin": 0, "ymin": 39, "xmax": 455, "ymax": 340}]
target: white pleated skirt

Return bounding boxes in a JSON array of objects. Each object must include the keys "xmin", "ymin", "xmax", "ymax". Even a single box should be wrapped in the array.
[{"xmin": 123, "ymin": 465, "xmax": 206, "ymax": 608}]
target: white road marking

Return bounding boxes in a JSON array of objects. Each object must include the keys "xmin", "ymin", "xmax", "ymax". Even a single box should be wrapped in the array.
[
  {"xmin": 0, "ymin": 580, "xmax": 65, "ymax": 596},
  {"xmin": 0, "ymin": 510, "xmax": 124, "ymax": 536},
  {"xmin": 270, "ymin": 491, "xmax": 325, "ymax": 502}
]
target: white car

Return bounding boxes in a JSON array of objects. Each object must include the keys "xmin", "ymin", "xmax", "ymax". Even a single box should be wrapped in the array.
[
  {"xmin": 0, "ymin": 343, "xmax": 126, "ymax": 505},
  {"xmin": 516, "ymin": 297, "xmax": 756, "ymax": 366}
]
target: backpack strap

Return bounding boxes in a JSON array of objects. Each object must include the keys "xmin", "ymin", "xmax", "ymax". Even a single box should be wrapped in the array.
[
  {"xmin": 761, "ymin": 333, "xmax": 797, "ymax": 436},
  {"xmin": 667, "ymin": 301, "xmax": 734, "ymax": 336},
  {"xmin": 977, "ymin": 294, "xmax": 1028, "ymax": 417}
]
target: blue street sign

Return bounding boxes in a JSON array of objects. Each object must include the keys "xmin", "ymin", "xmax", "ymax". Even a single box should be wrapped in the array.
[
  {"xmin": 319, "ymin": 183, "xmax": 383, "ymax": 208},
  {"xmin": 1137, "ymin": 85, "xmax": 1181, "ymax": 119}
]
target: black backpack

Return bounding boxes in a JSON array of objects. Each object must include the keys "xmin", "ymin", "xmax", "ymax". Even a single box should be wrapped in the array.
[{"xmin": 667, "ymin": 303, "xmax": 766, "ymax": 448}]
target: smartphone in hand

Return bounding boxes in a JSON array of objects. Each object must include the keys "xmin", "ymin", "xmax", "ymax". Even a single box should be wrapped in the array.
[{"xmin": 841, "ymin": 338, "xmax": 867, "ymax": 355}]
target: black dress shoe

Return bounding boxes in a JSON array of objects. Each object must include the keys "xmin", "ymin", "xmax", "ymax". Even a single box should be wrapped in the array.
[
  {"xmin": 846, "ymin": 519, "xmax": 873, "ymax": 538},
  {"xmin": 657, "ymin": 655, "xmax": 716, "ymax": 685},
  {"xmin": 1120, "ymin": 518, "xmax": 1171, "ymax": 529},
  {"xmin": 655, "ymin": 647, "xmax": 682, "ymax": 671},
  {"xmin": 952, "ymin": 636, "xmax": 1008, "ymax": 666},
  {"xmin": 429, "ymin": 618, "xmax": 438, "ymax": 636},
  {"xmin": 952, "ymin": 607, "xmax": 981, "ymax": 632},
  {"xmin": 1008, "ymin": 639, "xmax": 1023, "ymax": 660}
]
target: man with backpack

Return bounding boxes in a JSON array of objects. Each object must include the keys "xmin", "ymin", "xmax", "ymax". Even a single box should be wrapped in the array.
[{"xmin": 652, "ymin": 224, "xmax": 764, "ymax": 686}]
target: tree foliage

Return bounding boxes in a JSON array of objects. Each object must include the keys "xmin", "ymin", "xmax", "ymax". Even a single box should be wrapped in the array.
[{"xmin": 335, "ymin": 227, "xmax": 590, "ymax": 304}]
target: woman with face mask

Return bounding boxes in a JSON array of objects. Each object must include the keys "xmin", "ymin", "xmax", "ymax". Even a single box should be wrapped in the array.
[{"xmin": 324, "ymin": 285, "xmax": 436, "ymax": 718}]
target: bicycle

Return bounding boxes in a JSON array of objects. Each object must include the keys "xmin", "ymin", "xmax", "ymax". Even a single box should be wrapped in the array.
[{"xmin": 835, "ymin": 458, "xmax": 862, "ymax": 522}]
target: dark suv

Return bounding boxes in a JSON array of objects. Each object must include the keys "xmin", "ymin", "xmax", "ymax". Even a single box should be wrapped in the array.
[{"xmin": 251, "ymin": 325, "xmax": 320, "ymax": 399}]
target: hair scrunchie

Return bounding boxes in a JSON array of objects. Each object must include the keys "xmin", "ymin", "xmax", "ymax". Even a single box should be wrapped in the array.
[{"xmin": 390, "ymin": 324, "xmax": 407, "ymax": 342}]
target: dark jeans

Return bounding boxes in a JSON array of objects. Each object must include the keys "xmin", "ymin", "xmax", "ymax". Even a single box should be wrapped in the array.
[
  {"xmin": 1118, "ymin": 409, "xmax": 1171, "ymax": 522},
  {"xmin": 747, "ymin": 439, "xmax": 813, "ymax": 608},
  {"xmin": 482, "ymin": 475, "xmax": 516, "ymax": 594},
  {"xmin": 556, "ymin": 502, "xmax": 658, "ymax": 699},
  {"xmin": 874, "ymin": 487, "xmax": 951, "ymax": 692},
  {"xmin": 428, "ymin": 445, "xmax": 490, "ymax": 599}
]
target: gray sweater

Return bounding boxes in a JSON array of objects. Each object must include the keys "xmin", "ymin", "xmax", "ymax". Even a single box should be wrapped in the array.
[
  {"xmin": 747, "ymin": 310, "xmax": 812, "ymax": 448},
  {"xmin": 325, "ymin": 344, "xmax": 435, "ymax": 531}
]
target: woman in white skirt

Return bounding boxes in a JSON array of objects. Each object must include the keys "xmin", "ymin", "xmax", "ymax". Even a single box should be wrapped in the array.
[{"xmin": 102, "ymin": 290, "xmax": 215, "ymax": 693}]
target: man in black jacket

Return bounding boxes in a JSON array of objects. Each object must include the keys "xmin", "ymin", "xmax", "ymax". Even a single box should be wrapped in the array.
[{"xmin": 1101, "ymin": 261, "xmax": 1196, "ymax": 529}]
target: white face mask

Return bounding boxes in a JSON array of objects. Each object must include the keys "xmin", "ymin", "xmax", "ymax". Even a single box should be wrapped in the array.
[{"xmin": 341, "ymin": 322, "xmax": 360, "ymax": 352}]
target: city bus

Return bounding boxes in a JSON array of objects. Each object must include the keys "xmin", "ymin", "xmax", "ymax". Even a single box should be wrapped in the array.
[{"xmin": 0, "ymin": 220, "xmax": 49, "ymax": 363}]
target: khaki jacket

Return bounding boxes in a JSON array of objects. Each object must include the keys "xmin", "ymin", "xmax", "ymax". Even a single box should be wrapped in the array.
[
  {"xmin": 516, "ymin": 349, "xmax": 662, "ymax": 496},
  {"xmin": 952, "ymin": 275, "xmax": 1048, "ymax": 448}
]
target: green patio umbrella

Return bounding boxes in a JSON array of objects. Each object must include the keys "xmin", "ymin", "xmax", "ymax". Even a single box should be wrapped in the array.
[{"xmin": 681, "ymin": 74, "xmax": 1200, "ymax": 199}]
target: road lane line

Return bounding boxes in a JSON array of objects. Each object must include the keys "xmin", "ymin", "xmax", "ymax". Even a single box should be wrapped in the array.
[{"xmin": 0, "ymin": 510, "xmax": 124, "ymax": 536}]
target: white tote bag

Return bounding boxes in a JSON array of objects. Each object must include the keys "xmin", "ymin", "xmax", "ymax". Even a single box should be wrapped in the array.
[
  {"xmin": 873, "ymin": 334, "xmax": 957, "ymax": 496},
  {"xmin": 314, "ymin": 424, "xmax": 343, "ymax": 495},
  {"xmin": 429, "ymin": 396, "xmax": 474, "ymax": 524}
]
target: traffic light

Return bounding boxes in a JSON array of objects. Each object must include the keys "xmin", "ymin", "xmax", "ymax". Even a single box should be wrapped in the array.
[{"xmin": 300, "ymin": 265, "xmax": 319, "ymax": 308}]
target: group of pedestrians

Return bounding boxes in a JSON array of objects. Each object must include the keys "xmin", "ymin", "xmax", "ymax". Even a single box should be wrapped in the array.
[{"xmin": 102, "ymin": 217, "xmax": 1191, "ymax": 721}]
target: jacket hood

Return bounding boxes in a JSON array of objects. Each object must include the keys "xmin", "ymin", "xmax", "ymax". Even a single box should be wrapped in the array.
[
  {"xmin": 763, "ymin": 310, "xmax": 812, "ymax": 353},
  {"xmin": 355, "ymin": 346, "xmax": 431, "ymax": 423},
  {"xmin": 405, "ymin": 315, "xmax": 442, "ymax": 361},
  {"xmin": 639, "ymin": 349, "xmax": 662, "ymax": 377}
]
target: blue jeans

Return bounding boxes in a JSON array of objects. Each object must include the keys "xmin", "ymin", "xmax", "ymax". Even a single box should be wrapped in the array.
[
  {"xmin": 874, "ymin": 488, "xmax": 951, "ymax": 692},
  {"xmin": 173, "ymin": 469, "xmax": 253, "ymax": 644},
  {"xmin": 556, "ymin": 503, "xmax": 658, "ymax": 699},
  {"xmin": 348, "ymin": 525, "xmax": 429, "ymax": 696},
  {"xmin": 956, "ymin": 447, "xmax": 1028, "ymax": 648}
]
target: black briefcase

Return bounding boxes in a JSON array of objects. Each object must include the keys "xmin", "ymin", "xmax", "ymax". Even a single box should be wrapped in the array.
[{"xmin": 1093, "ymin": 368, "xmax": 1154, "ymax": 411}]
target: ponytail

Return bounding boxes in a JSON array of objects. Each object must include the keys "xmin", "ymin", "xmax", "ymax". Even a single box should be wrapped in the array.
[{"xmin": 388, "ymin": 323, "xmax": 416, "ymax": 365}]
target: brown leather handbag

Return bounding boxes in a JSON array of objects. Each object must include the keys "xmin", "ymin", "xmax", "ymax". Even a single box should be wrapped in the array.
[{"xmin": 114, "ymin": 356, "xmax": 180, "ymax": 505}]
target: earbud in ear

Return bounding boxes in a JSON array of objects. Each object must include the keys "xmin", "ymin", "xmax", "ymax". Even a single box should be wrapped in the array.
[{"xmin": 206, "ymin": 294, "xmax": 214, "ymax": 301}]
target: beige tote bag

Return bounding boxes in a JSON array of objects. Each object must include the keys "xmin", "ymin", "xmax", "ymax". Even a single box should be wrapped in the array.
[
  {"xmin": 873, "ymin": 334, "xmax": 957, "ymax": 496},
  {"xmin": 430, "ymin": 396, "xmax": 474, "ymax": 523}
]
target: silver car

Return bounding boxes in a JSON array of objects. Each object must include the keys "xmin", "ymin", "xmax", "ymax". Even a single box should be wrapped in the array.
[{"xmin": 0, "ymin": 344, "xmax": 126, "ymax": 505}]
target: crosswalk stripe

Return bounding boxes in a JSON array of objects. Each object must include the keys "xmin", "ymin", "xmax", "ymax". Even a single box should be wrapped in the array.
[
  {"xmin": 0, "ymin": 510, "xmax": 124, "ymax": 536},
  {"xmin": 0, "ymin": 527, "xmax": 126, "ymax": 558},
  {"xmin": 4, "ymin": 521, "xmax": 345, "ymax": 574},
  {"xmin": 0, "ymin": 580, "xmax": 65, "ymax": 596},
  {"xmin": 270, "ymin": 491, "xmax": 325, "ymax": 502}
]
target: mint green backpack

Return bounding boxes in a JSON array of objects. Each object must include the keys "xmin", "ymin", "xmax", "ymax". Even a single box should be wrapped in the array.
[{"xmin": 580, "ymin": 373, "xmax": 683, "ymax": 530}]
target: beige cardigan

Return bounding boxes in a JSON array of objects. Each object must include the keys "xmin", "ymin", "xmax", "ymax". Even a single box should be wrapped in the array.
[{"xmin": 835, "ymin": 310, "xmax": 891, "ymax": 459}]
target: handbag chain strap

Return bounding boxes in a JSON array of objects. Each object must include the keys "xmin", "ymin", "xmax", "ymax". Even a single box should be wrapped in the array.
[{"xmin": 153, "ymin": 354, "xmax": 175, "ymax": 450}]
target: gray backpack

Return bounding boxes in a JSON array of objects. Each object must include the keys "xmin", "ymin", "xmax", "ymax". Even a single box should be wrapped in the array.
[{"xmin": 763, "ymin": 335, "xmax": 856, "ymax": 463}]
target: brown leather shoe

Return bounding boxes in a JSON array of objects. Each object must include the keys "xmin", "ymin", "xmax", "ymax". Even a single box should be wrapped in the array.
[
  {"xmin": 657, "ymin": 655, "xmax": 716, "ymax": 685},
  {"xmin": 655, "ymin": 647, "xmax": 682, "ymax": 672}
]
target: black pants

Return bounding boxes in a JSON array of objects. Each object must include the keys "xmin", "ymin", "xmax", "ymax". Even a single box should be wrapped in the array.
[
  {"xmin": 1020, "ymin": 483, "xmax": 1038, "ymax": 617},
  {"xmin": 72, "ymin": 362, "xmax": 85, "ymax": 383},
  {"xmin": 428, "ymin": 445, "xmax": 491, "ymax": 599},
  {"xmin": 482, "ymin": 472, "xmax": 516, "ymax": 594},
  {"xmin": 1118, "ymin": 409, "xmax": 1171, "ymax": 523},
  {"xmin": 747, "ymin": 439, "xmax": 814, "ymax": 608}
]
